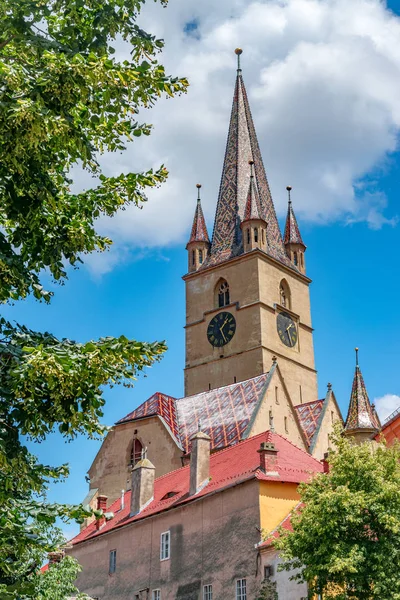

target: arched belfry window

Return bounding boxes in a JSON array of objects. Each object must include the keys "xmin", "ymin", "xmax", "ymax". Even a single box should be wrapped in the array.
[
  {"xmin": 130, "ymin": 439, "xmax": 143, "ymax": 466},
  {"xmin": 279, "ymin": 279, "xmax": 291, "ymax": 309},
  {"xmin": 217, "ymin": 280, "xmax": 230, "ymax": 308},
  {"xmin": 199, "ymin": 249, "xmax": 203, "ymax": 264},
  {"xmin": 293, "ymin": 251, "xmax": 298, "ymax": 266},
  {"xmin": 254, "ymin": 228, "xmax": 258, "ymax": 243}
]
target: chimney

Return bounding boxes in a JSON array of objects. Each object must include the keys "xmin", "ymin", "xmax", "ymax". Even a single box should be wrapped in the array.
[
  {"xmin": 96, "ymin": 494, "xmax": 108, "ymax": 530},
  {"xmin": 190, "ymin": 429, "xmax": 211, "ymax": 496},
  {"xmin": 258, "ymin": 441, "xmax": 279, "ymax": 476},
  {"xmin": 321, "ymin": 452, "xmax": 330, "ymax": 473},
  {"xmin": 130, "ymin": 457, "xmax": 155, "ymax": 516},
  {"xmin": 48, "ymin": 551, "xmax": 64, "ymax": 564}
]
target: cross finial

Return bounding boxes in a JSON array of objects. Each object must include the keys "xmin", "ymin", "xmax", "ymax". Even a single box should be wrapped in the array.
[
  {"xmin": 286, "ymin": 185, "xmax": 292, "ymax": 204},
  {"xmin": 196, "ymin": 183, "xmax": 201, "ymax": 202},
  {"xmin": 235, "ymin": 48, "xmax": 243, "ymax": 72},
  {"xmin": 141, "ymin": 446, "xmax": 148, "ymax": 460},
  {"xmin": 327, "ymin": 382, "xmax": 332, "ymax": 391},
  {"xmin": 355, "ymin": 347, "xmax": 359, "ymax": 367}
]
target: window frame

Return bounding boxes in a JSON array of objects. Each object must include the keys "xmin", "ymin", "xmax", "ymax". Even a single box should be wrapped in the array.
[
  {"xmin": 236, "ymin": 578, "xmax": 247, "ymax": 600},
  {"xmin": 152, "ymin": 590, "xmax": 161, "ymax": 600},
  {"xmin": 109, "ymin": 549, "xmax": 117, "ymax": 575},
  {"xmin": 203, "ymin": 584, "xmax": 213, "ymax": 600},
  {"xmin": 264, "ymin": 565, "xmax": 274, "ymax": 579},
  {"xmin": 160, "ymin": 530, "xmax": 170, "ymax": 561}
]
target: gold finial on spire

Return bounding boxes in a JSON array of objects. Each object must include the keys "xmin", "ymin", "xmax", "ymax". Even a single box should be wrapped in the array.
[
  {"xmin": 286, "ymin": 185, "xmax": 292, "ymax": 204},
  {"xmin": 235, "ymin": 47, "xmax": 243, "ymax": 71},
  {"xmin": 196, "ymin": 183, "xmax": 201, "ymax": 201},
  {"xmin": 355, "ymin": 347, "xmax": 359, "ymax": 367}
]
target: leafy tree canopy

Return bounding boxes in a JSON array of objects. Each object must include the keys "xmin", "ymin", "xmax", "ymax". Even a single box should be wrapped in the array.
[
  {"xmin": 0, "ymin": 0, "xmax": 188, "ymax": 595},
  {"xmin": 276, "ymin": 429, "xmax": 400, "ymax": 600}
]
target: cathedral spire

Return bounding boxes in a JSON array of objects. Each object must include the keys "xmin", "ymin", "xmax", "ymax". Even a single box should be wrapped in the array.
[
  {"xmin": 208, "ymin": 49, "xmax": 289, "ymax": 268},
  {"xmin": 186, "ymin": 184, "xmax": 210, "ymax": 273},
  {"xmin": 344, "ymin": 348, "xmax": 380, "ymax": 443},
  {"xmin": 283, "ymin": 186, "xmax": 306, "ymax": 274}
]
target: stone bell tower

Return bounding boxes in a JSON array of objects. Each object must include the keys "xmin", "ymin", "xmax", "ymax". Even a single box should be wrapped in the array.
[{"xmin": 183, "ymin": 49, "xmax": 318, "ymax": 406}]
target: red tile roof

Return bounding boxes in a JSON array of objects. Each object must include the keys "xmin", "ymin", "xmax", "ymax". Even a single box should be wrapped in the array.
[
  {"xmin": 70, "ymin": 431, "xmax": 323, "ymax": 546},
  {"xmin": 294, "ymin": 400, "xmax": 325, "ymax": 447},
  {"xmin": 118, "ymin": 374, "xmax": 270, "ymax": 453}
]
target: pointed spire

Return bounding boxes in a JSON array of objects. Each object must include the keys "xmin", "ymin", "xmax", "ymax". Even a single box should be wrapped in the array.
[
  {"xmin": 208, "ymin": 49, "xmax": 290, "ymax": 267},
  {"xmin": 243, "ymin": 161, "xmax": 263, "ymax": 221},
  {"xmin": 283, "ymin": 187, "xmax": 305, "ymax": 247},
  {"xmin": 187, "ymin": 184, "xmax": 210, "ymax": 245},
  {"xmin": 344, "ymin": 348, "xmax": 380, "ymax": 437}
]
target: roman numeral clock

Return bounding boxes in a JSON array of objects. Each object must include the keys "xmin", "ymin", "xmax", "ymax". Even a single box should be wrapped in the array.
[{"xmin": 207, "ymin": 312, "xmax": 236, "ymax": 347}]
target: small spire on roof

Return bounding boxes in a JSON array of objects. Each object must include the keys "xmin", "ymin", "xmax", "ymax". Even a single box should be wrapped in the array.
[
  {"xmin": 243, "ymin": 160, "xmax": 263, "ymax": 222},
  {"xmin": 283, "ymin": 186, "xmax": 305, "ymax": 248},
  {"xmin": 235, "ymin": 47, "xmax": 243, "ymax": 72},
  {"xmin": 187, "ymin": 184, "xmax": 210, "ymax": 246},
  {"xmin": 344, "ymin": 347, "xmax": 380, "ymax": 440}
]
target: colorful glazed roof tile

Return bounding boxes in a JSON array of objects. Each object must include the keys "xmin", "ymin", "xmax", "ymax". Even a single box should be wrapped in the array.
[
  {"xmin": 117, "ymin": 392, "xmax": 181, "ymax": 446},
  {"xmin": 283, "ymin": 195, "xmax": 305, "ymax": 247},
  {"xmin": 70, "ymin": 431, "xmax": 323, "ymax": 546},
  {"xmin": 294, "ymin": 400, "xmax": 324, "ymax": 447},
  {"xmin": 118, "ymin": 374, "xmax": 270, "ymax": 454},
  {"xmin": 243, "ymin": 165, "xmax": 263, "ymax": 222},
  {"xmin": 206, "ymin": 62, "xmax": 291, "ymax": 269},
  {"xmin": 345, "ymin": 354, "xmax": 380, "ymax": 433},
  {"xmin": 187, "ymin": 189, "xmax": 210, "ymax": 245}
]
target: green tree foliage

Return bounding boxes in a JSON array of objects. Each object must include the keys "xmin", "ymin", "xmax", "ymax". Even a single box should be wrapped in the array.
[
  {"xmin": 0, "ymin": 0, "xmax": 188, "ymax": 595},
  {"xmin": 276, "ymin": 430, "xmax": 400, "ymax": 599},
  {"xmin": 255, "ymin": 578, "xmax": 278, "ymax": 600}
]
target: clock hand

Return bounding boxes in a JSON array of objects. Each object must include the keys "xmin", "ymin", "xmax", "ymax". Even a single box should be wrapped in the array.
[{"xmin": 219, "ymin": 327, "xmax": 227, "ymax": 342}]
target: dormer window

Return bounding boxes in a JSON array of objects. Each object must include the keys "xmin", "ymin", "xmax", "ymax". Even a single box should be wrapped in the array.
[
  {"xmin": 130, "ymin": 439, "xmax": 143, "ymax": 466},
  {"xmin": 217, "ymin": 280, "xmax": 230, "ymax": 308}
]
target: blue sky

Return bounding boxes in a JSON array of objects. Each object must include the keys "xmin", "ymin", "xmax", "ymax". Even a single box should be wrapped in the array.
[{"xmin": 5, "ymin": 0, "xmax": 400, "ymax": 535}]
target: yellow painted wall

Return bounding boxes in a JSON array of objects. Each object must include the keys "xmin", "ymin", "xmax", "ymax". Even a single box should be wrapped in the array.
[{"xmin": 259, "ymin": 480, "xmax": 300, "ymax": 534}]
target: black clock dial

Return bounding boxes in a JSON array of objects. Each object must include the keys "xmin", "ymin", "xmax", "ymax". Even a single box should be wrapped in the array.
[
  {"xmin": 277, "ymin": 311, "xmax": 297, "ymax": 348},
  {"xmin": 207, "ymin": 312, "xmax": 236, "ymax": 347}
]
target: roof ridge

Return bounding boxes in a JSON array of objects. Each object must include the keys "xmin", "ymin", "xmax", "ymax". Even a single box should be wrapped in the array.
[{"xmin": 175, "ymin": 372, "xmax": 268, "ymax": 402}]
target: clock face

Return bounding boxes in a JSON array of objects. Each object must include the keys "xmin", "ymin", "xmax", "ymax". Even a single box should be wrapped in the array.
[
  {"xmin": 277, "ymin": 311, "xmax": 298, "ymax": 348},
  {"xmin": 207, "ymin": 311, "xmax": 236, "ymax": 347}
]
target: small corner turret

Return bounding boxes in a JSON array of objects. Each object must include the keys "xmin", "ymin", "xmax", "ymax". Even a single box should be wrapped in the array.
[
  {"xmin": 344, "ymin": 348, "xmax": 380, "ymax": 444},
  {"xmin": 240, "ymin": 161, "xmax": 268, "ymax": 253},
  {"xmin": 186, "ymin": 184, "xmax": 210, "ymax": 273},
  {"xmin": 283, "ymin": 186, "xmax": 306, "ymax": 274}
]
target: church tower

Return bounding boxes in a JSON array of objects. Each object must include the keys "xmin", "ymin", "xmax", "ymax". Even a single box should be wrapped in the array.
[{"xmin": 184, "ymin": 49, "xmax": 318, "ymax": 405}]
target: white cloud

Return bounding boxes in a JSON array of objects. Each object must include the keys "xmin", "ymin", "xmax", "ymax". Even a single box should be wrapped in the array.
[
  {"xmin": 72, "ymin": 0, "xmax": 400, "ymax": 274},
  {"xmin": 374, "ymin": 393, "xmax": 400, "ymax": 422}
]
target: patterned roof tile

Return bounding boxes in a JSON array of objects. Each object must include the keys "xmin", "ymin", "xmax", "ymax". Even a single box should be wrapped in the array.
[
  {"xmin": 283, "ymin": 200, "xmax": 305, "ymax": 247},
  {"xmin": 345, "ymin": 363, "xmax": 380, "ymax": 433},
  {"xmin": 206, "ymin": 70, "xmax": 292, "ymax": 269},
  {"xmin": 294, "ymin": 400, "xmax": 325, "ymax": 446},
  {"xmin": 187, "ymin": 197, "xmax": 210, "ymax": 245}
]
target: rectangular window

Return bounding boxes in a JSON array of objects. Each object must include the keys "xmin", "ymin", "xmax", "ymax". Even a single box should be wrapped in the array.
[
  {"xmin": 284, "ymin": 416, "xmax": 288, "ymax": 433},
  {"xmin": 331, "ymin": 410, "xmax": 334, "ymax": 423},
  {"xmin": 152, "ymin": 590, "xmax": 161, "ymax": 600},
  {"xmin": 203, "ymin": 584, "xmax": 213, "ymax": 600},
  {"xmin": 160, "ymin": 531, "xmax": 170, "ymax": 561},
  {"xmin": 109, "ymin": 549, "xmax": 117, "ymax": 574},
  {"xmin": 264, "ymin": 565, "xmax": 274, "ymax": 579},
  {"xmin": 275, "ymin": 386, "xmax": 279, "ymax": 404},
  {"xmin": 236, "ymin": 579, "xmax": 247, "ymax": 600}
]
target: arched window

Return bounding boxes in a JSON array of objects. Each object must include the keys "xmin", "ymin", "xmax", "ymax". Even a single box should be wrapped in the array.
[
  {"xmin": 199, "ymin": 249, "xmax": 203, "ymax": 264},
  {"xmin": 261, "ymin": 229, "xmax": 265, "ymax": 243},
  {"xmin": 217, "ymin": 280, "xmax": 230, "ymax": 308},
  {"xmin": 130, "ymin": 439, "xmax": 143, "ymax": 466},
  {"xmin": 192, "ymin": 250, "xmax": 195, "ymax": 266},
  {"xmin": 279, "ymin": 279, "xmax": 291, "ymax": 309},
  {"xmin": 247, "ymin": 228, "xmax": 250, "ymax": 245},
  {"xmin": 300, "ymin": 253, "xmax": 304, "ymax": 268},
  {"xmin": 293, "ymin": 251, "xmax": 298, "ymax": 266},
  {"xmin": 254, "ymin": 228, "xmax": 258, "ymax": 243}
]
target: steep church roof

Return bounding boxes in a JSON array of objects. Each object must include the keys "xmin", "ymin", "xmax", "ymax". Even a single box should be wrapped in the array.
[
  {"xmin": 206, "ymin": 50, "xmax": 290, "ymax": 268},
  {"xmin": 118, "ymin": 373, "xmax": 271, "ymax": 453},
  {"xmin": 344, "ymin": 349, "xmax": 380, "ymax": 434},
  {"xmin": 294, "ymin": 399, "xmax": 325, "ymax": 447},
  {"xmin": 187, "ymin": 184, "xmax": 210, "ymax": 245},
  {"xmin": 283, "ymin": 187, "xmax": 305, "ymax": 247}
]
